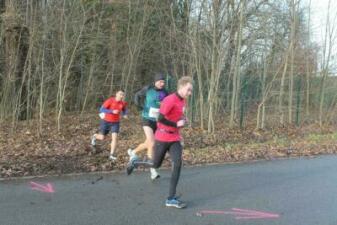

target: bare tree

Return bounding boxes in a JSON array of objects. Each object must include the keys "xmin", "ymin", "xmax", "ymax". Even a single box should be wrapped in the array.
[
  {"xmin": 55, "ymin": 1, "xmax": 85, "ymax": 130},
  {"xmin": 319, "ymin": 0, "xmax": 336, "ymax": 126}
]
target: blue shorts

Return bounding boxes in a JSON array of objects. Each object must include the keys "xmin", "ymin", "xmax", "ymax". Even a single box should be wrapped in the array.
[{"xmin": 99, "ymin": 120, "xmax": 120, "ymax": 135}]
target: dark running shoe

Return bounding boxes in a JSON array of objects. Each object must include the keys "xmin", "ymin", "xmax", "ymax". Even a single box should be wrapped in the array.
[{"xmin": 126, "ymin": 160, "xmax": 135, "ymax": 175}]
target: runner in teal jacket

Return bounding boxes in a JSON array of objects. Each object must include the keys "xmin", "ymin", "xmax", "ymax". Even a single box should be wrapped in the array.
[{"xmin": 128, "ymin": 73, "xmax": 168, "ymax": 180}]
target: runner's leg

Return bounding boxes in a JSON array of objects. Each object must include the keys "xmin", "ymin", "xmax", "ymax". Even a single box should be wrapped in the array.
[
  {"xmin": 110, "ymin": 133, "xmax": 118, "ymax": 156},
  {"xmin": 131, "ymin": 141, "xmax": 168, "ymax": 169},
  {"xmin": 91, "ymin": 121, "xmax": 109, "ymax": 153},
  {"xmin": 132, "ymin": 126, "xmax": 154, "ymax": 156},
  {"xmin": 109, "ymin": 122, "xmax": 120, "ymax": 160},
  {"xmin": 94, "ymin": 120, "xmax": 110, "ymax": 142},
  {"xmin": 167, "ymin": 141, "xmax": 182, "ymax": 199},
  {"xmin": 140, "ymin": 121, "xmax": 160, "ymax": 179}
]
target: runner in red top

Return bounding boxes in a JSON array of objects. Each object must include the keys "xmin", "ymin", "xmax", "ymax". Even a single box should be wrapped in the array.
[
  {"xmin": 155, "ymin": 92, "xmax": 186, "ymax": 142},
  {"xmin": 90, "ymin": 90, "xmax": 128, "ymax": 161},
  {"xmin": 101, "ymin": 96, "xmax": 127, "ymax": 123},
  {"xmin": 126, "ymin": 76, "xmax": 193, "ymax": 209}
]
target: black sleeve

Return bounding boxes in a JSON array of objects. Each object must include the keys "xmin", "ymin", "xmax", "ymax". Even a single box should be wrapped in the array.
[
  {"xmin": 134, "ymin": 85, "xmax": 149, "ymax": 109},
  {"xmin": 158, "ymin": 113, "xmax": 177, "ymax": 128}
]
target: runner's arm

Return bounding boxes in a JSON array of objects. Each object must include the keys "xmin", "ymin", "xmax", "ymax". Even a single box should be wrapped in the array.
[
  {"xmin": 122, "ymin": 103, "xmax": 128, "ymax": 116},
  {"xmin": 100, "ymin": 98, "xmax": 114, "ymax": 114},
  {"xmin": 158, "ymin": 113, "xmax": 177, "ymax": 127},
  {"xmin": 134, "ymin": 85, "xmax": 149, "ymax": 109},
  {"xmin": 122, "ymin": 109, "xmax": 128, "ymax": 116},
  {"xmin": 99, "ymin": 106, "xmax": 113, "ymax": 114}
]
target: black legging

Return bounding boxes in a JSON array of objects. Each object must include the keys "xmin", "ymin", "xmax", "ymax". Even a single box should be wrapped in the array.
[{"xmin": 133, "ymin": 140, "xmax": 182, "ymax": 199}]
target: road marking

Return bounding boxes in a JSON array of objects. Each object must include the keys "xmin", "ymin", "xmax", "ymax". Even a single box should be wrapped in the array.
[
  {"xmin": 29, "ymin": 182, "xmax": 55, "ymax": 193},
  {"xmin": 197, "ymin": 208, "xmax": 279, "ymax": 220}
]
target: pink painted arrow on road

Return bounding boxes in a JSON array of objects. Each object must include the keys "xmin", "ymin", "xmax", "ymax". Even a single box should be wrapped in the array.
[
  {"xmin": 29, "ymin": 182, "xmax": 55, "ymax": 193},
  {"xmin": 197, "ymin": 208, "xmax": 279, "ymax": 220},
  {"xmin": 232, "ymin": 208, "xmax": 279, "ymax": 219}
]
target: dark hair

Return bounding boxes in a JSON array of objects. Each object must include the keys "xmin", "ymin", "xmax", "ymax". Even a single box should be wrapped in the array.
[{"xmin": 154, "ymin": 72, "xmax": 166, "ymax": 82}]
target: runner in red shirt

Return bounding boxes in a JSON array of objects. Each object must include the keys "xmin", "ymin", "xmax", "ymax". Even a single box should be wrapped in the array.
[
  {"xmin": 90, "ymin": 90, "xmax": 128, "ymax": 161},
  {"xmin": 126, "ymin": 76, "xmax": 193, "ymax": 209}
]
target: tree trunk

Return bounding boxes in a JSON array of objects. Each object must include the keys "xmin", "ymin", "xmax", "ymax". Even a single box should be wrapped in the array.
[
  {"xmin": 229, "ymin": 0, "xmax": 244, "ymax": 128},
  {"xmin": 288, "ymin": 0, "xmax": 296, "ymax": 124},
  {"xmin": 305, "ymin": 0, "xmax": 311, "ymax": 118}
]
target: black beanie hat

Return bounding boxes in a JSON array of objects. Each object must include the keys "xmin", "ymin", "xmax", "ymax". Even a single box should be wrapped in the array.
[{"xmin": 154, "ymin": 72, "xmax": 165, "ymax": 82}]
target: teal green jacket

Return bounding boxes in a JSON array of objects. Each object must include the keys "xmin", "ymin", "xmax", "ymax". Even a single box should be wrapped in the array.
[{"xmin": 134, "ymin": 85, "xmax": 168, "ymax": 121}]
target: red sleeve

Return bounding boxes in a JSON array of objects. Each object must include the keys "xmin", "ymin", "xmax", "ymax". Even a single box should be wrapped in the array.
[
  {"xmin": 159, "ymin": 97, "xmax": 174, "ymax": 116},
  {"xmin": 102, "ymin": 98, "xmax": 113, "ymax": 109}
]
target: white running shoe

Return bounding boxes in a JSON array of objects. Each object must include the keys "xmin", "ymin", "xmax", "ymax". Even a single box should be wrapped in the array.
[
  {"xmin": 109, "ymin": 155, "xmax": 117, "ymax": 161},
  {"xmin": 90, "ymin": 135, "xmax": 97, "ymax": 154},
  {"xmin": 127, "ymin": 149, "xmax": 139, "ymax": 161},
  {"xmin": 127, "ymin": 148, "xmax": 133, "ymax": 156},
  {"xmin": 150, "ymin": 168, "xmax": 160, "ymax": 180},
  {"xmin": 91, "ymin": 135, "xmax": 96, "ymax": 146}
]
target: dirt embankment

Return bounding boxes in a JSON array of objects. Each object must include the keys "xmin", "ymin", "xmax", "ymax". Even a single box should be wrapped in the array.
[{"xmin": 1, "ymin": 114, "xmax": 337, "ymax": 178}]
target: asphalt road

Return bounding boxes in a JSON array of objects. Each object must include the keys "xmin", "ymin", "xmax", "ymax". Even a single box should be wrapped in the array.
[{"xmin": 1, "ymin": 155, "xmax": 337, "ymax": 225}]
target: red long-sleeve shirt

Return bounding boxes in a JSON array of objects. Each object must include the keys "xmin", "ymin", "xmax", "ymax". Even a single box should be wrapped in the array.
[
  {"xmin": 155, "ymin": 93, "xmax": 185, "ymax": 142},
  {"xmin": 102, "ymin": 97, "xmax": 127, "ymax": 123}
]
